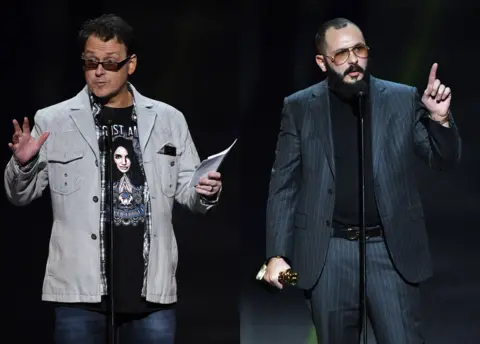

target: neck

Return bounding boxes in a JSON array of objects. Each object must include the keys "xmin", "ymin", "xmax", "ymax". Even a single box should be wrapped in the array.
[{"xmin": 104, "ymin": 85, "xmax": 133, "ymax": 108}]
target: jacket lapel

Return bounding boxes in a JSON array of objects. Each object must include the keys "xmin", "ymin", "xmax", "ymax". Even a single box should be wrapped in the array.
[
  {"xmin": 308, "ymin": 81, "xmax": 335, "ymax": 178},
  {"xmin": 369, "ymin": 77, "xmax": 390, "ymax": 179},
  {"xmin": 306, "ymin": 77, "xmax": 392, "ymax": 179},
  {"xmin": 68, "ymin": 88, "xmax": 100, "ymax": 159},
  {"xmin": 132, "ymin": 88, "xmax": 157, "ymax": 158},
  {"xmin": 67, "ymin": 84, "xmax": 161, "ymax": 161}
]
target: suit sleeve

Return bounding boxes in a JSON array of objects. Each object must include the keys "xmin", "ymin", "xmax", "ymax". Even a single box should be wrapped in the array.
[
  {"xmin": 4, "ymin": 112, "xmax": 50, "ymax": 206},
  {"xmin": 265, "ymin": 98, "xmax": 301, "ymax": 260},
  {"xmin": 413, "ymin": 89, "xmax": 461, "ymax": 170}
]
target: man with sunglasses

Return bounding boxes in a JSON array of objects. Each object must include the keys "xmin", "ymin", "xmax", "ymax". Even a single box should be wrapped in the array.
[
  {"xmin": 4, "ymin": 14, "xmax": 222, "ymax": 344},
  {"xmin": 263, "ymin": 18, "xmax": 460, "ymax": 343}
]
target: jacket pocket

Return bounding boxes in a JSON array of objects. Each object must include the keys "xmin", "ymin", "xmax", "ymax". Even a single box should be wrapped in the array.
[
  {"xmin": 156, "ymin": 153, "xmax": 179, "ymax": 198},
  {"xmin": 48, "ymin": 150, "xmax": 84, "ymax": 195}
]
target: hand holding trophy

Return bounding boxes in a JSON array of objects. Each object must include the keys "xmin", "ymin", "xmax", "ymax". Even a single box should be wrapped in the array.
[
  {"xmin": 256, "ymin": 256, "xmax": 298, "ymax": 290},
  {"xmin": 278, "ymin": 268, "xmax": 298, "ymax": 285}
]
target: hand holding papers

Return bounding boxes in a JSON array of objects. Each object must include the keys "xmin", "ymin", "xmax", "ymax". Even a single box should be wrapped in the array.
[{"xmin": 189, "ymin": 138, "xmax": 237, "ymax": 187}]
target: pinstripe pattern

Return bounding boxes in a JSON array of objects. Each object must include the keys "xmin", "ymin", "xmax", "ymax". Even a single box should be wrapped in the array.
[
  {"xmin": 307, "ymin": 237, "xmax": 424, "ymax": 344},
  {"xmin": 266, "ymin": 76, "xmax": 461, "ymax": 342},
  {"xmin": 266, "ymin": 77, "xmax": 461, "ymax": 288}
]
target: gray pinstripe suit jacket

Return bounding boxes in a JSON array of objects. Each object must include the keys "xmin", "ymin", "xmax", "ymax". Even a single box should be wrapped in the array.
[{"xmin": 266, "ymin": 76, "xmax": 461, "ymax": 289}]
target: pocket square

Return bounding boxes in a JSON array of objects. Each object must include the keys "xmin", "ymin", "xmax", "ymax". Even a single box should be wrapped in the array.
[{"xmin": 158, "ymin": 143, "xmax": 177, "ymax": 156}]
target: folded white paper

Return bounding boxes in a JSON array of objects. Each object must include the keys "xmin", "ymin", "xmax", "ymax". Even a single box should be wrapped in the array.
[{"xmin": 188, "ymin": 138, "xmax": 237, "ymax": 187}]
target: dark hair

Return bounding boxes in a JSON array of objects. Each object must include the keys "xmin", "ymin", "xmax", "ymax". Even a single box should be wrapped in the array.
[
  {"xmin": 315, "ymin": 18, "xmax": 358, "ymax": 54},
  {"xmin": 78, "ymin": 14, "xmax": 135, "ymax": 55}
]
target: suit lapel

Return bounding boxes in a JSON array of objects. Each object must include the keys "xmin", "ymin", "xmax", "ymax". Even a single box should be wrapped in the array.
[
  {"xmin": 308, "ymin": 81, "xmax": 335, "ymax": 178},
  {"xmin": 68, "ymin": 88, "xmax": 100, "ymax": 159},
  {"xmin": 370, "ymin": 77, "xmax": 390, "ymax": 178},
  {"xmin": 307, "ymin": 78, "xmax": 392, "ymax": 179}
]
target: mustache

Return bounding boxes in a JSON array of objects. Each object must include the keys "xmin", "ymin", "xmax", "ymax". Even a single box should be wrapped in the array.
[{"xmin": 344, "ymin": 64, "xmax": 365, "ymax": 76}]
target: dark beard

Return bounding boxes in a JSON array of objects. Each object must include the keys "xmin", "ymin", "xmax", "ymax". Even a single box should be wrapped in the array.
[{"xmin": 326, "ymin": 63, "xmax": 370, "ymax": 101}]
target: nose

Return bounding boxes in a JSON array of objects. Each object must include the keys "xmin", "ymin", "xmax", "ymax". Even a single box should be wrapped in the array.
[
  {"xmin": 94, "ymin": 64, "xmax": 106, "ymax": 76},
  {"xmin": 348, "ymin": 50, "xmax": 358, "ymax": 64}
]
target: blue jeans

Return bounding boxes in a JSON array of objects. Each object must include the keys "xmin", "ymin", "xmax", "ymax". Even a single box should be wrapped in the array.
[{"xmin": 53, "ymin": 307, "xmax": 175, "ymax": 344}]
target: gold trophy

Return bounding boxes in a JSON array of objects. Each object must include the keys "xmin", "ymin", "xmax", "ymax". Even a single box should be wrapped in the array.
[
  {"xmin": 256, "ymin": 262, "xmax": 298, "ymax": 287},
  {"xmin": 278, "ymin": 268, "xmax": 298, "ymax": 286}
]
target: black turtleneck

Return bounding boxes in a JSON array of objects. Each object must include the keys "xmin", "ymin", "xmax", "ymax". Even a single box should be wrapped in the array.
[{"xmin": 329, "ymin": 87, "xmax": 381, "ymax": 229}]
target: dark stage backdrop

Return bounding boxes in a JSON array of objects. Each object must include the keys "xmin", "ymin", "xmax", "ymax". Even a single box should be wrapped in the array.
[
  {"xmin": 238, "ymin": 1, "xmax": 480, "ymax": 344},
  {"xmin": 4, "ymin": 0, "xmax": 480, "ymax": 343},
  {"xmin": 5, "ymin": 1, "xmax": 241, "ymax": 343}
]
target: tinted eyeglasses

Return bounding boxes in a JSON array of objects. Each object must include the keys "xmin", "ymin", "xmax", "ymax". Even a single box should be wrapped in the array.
[
  {"xmin": 326, "ymin": 44, "xmax": 369, "ymax": 66},
  {"xmin": 82, "ymin": 55, "xmax": 132, "ymax": 71}
]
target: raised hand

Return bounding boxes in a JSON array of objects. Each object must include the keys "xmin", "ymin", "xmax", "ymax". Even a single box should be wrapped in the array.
[
  {"xmin": 421, "ymin": 63, "xmax": 451, "ymax": 120},
  {"xmin": 8, "ymin": 117, "xmax": 49, "ymax": 166}
]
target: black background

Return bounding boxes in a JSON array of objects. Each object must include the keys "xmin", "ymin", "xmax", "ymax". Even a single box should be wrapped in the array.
[{"xmin": 4, "ymin": 1, "xmax": 480, "ymax": 343}]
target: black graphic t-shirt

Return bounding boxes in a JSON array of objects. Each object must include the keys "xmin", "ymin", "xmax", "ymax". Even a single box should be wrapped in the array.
[
  {"xmin": 101, "ymin": 105, "xmax": 145, "ymax": 313},
  {"xmin": 97, "ymin": 105, "xmax": 160, "ymax": 313}
]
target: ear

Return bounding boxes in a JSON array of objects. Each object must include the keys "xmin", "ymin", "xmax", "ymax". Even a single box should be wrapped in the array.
[
  {"xmin": 127, "ymin": 54, "xmax": 137, "ymax": 75},
  {"xmin": 315, "ymin": 55, "xmax": 327, "ymax": 72}
]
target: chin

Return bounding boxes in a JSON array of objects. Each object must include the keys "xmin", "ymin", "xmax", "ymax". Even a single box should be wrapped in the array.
[
  {"xmin": 87, "ymin": 82, "xmax": 116, "ymax": 99},
  {"xmin": 91, "ymin": 88, "xmax": 114, "ymax": 99}
]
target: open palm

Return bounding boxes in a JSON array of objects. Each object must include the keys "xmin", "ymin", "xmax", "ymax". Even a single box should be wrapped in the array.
[{"xmin": 8, "ymin": 117, "xmax": 49, "ymax": 166}]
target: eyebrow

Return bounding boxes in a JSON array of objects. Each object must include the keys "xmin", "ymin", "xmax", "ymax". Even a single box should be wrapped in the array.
[
  {"xmin": 333, "ymin": 43, "xmax": 364, "ymax": 54},
  {"xmin": 84, "ymin": 51, "xmax": 121, "ymax": 57}
]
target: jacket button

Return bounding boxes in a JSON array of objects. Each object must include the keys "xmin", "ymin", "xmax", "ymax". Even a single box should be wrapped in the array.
[
  {"xmin": 93, "ymin": 196, "xmax": 99, "ymax": 202},
  {"xmin": 328, "ymin": 189, "xmax": 333, "ymax": 195},
  {"xmin": 91, "ymin": 234, "xmax": 97, "ymax": 240},
  {"xmin": 326, "ymin": 220, "xmax": 331, "ymax": 226},
  {"xmin": 170, "ymin": 161, "xmax": 175, "ymax": 166}
]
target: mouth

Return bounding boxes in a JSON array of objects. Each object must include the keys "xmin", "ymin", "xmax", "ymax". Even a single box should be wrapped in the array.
[{"xmin": 347, "ymin": 71, "xmax": 361, "ymax": 77}]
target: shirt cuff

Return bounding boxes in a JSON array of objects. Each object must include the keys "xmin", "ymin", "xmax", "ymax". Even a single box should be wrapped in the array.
[
  {"xmin": 14, "ymin": 154, "xmax": 39, "ymax": 174},
  {"xmin": 200, "ymin": 194, "xmax": 219, "ymax": 206},
  {"xmin": 426, "ymin": 110, "xmax": 455, "ymax": 128}
]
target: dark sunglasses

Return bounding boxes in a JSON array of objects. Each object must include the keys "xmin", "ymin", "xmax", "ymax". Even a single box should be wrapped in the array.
[{"xmin": 82, "ymin": 55, "xmax": 132, "ymax": 71}]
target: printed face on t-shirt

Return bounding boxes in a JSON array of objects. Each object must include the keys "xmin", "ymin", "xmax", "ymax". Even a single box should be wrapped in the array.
[{"xmin": 114, "ymin": 146, "xmax": 131, "ymax": 173}]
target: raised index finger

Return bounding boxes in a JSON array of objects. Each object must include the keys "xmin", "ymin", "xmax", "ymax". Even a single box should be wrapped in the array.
[{"xmin": 428, "ymin": 63, "xmax": 438, "ymax": 86}]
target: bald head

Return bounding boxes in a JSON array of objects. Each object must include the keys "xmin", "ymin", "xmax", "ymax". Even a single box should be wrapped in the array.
[{"xmin": 315, "ymin": 18, "xmax": 363, "ymax": 55}]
